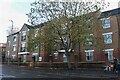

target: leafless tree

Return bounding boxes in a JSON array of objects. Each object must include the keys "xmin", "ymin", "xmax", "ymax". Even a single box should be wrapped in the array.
[{"xmin": 27, "ymin": 0, "xmax": 109, "ymax": 69}]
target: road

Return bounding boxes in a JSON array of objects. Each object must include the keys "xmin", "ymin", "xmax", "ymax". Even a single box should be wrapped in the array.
[{"xmin": 1, "ymin": 64, "xmax": 120, "ymax": 80}]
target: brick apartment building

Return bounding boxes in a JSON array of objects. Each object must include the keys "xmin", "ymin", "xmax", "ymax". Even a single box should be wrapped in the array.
[
  {"xmin": 82, "ymin": 8, "xmax": 120, "ymax": 64},
  {"xmin": 78, "ymin": 8, "xmax": 120, "ymax": 64},
  {"xmin": 6, "ymin": 8, "xmax": 120, "ymax": 64},
  {"xmin": 6, "ymin": 24, "xmax": 31, "ymax": 63},
  {"xmin": 99, "ymin": 8, "xmax": 120, "ymax": 62},
  {"xmin": 6, "ymin": 23, "xmax": 44, "ymax": 63}
]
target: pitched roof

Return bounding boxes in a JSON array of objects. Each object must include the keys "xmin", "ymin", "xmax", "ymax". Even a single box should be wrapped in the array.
[
  {"xmin": 24, "ymin": 23, "xmax": 32, "ymax": 29},
  {"xmin": 32, "ymin": 23, "xmax": 45, "ymax": 29},
  {"xmin": 24, "ymin": 23, "xmax": 44, "ymax": 29},
  {"xmin": 100, "ymin": 8, "xmax": 120, "ymax": 18},
  {"xmin": 7, "ymin": 31, "xmax": 19, "ymax": 37}
]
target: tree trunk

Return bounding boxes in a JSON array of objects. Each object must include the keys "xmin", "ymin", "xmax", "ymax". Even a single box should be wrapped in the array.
[
  {"xmin": 49, "ymin": 54, "xmax": 52, "ymax": 69},
  {"xmin": 67, "ymin": 55, "xmax": 72, "ymax": 69},
  {"xmin": 74, "ymin": 54, "xmax": 78, "ymax": 69}
]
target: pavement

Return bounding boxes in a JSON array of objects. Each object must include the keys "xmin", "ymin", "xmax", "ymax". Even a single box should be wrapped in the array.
[{"xmin": 1, "ymin": 64, "xmax": 120, "ymax": 80}]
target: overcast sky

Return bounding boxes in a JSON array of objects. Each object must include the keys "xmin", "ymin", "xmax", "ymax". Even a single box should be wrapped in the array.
[{"xmin": 0, "ymin": 0, "xmax": 119, "ymax": 43}]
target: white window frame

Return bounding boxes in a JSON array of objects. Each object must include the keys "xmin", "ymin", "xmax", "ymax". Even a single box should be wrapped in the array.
[
  {"xmin": 63, "ymin": 54, "xmax": 67, "ymax": 62},
  {"xmin": 105, "ymin": 49, "xmax": 114, "ymax": 61},
  {"xmin": 54, "ymin": 52, "xmax": 58, "ymax": 59},
  {"xmin": 21, "ymin": 42, "xmax": 26, "ymax": 52},
  {"xmin": 86, "ymin": 34, "xmax": 93, "ymax": 45},
  {"xmin": 102, "ymin": 18, "xmax": 110, "ymax": 29},
  {"xmin": 21, "ymin": 42, "xmax": 26, "ymax": 47},
  {"xmin": 12, "ymin": 55, "xmax": 16, "ymax": 59},
  {"xmin": 13, "ymin": 35, "xmax": 17, "ymax": 42},
  {"xmin": 85, "ymin": 50, "xmax": 94, "ymax": 61},
  {"xmin": 21, "ymin": 31, "xmax": 26, "ymax": 41},
  {"xmin": 22, "ymin": 31, "xmax": 26, "ymax": 36},
  {"xmin": 13, "ymin": 44, "xmax": 16, "ymax": 52},
  {"xmin": 102, "ymin": 32, "xmax": 112, "ymax": 44}
]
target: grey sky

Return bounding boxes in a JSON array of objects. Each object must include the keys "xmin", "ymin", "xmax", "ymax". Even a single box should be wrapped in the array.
[{"xmin": 0, "ymin": 0, "xmax": 119, "ymax": 43}]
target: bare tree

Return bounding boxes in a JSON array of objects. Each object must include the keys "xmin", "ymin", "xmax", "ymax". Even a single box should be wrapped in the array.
[{"xmin": 27, "ymin": 0, "xmax": 109, "ymax": 69}]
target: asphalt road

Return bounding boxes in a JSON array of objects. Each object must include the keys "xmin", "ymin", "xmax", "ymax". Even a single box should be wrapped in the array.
[{"xmin": 1, "ymin": 64, "xmax": 120, "ymax": 80}]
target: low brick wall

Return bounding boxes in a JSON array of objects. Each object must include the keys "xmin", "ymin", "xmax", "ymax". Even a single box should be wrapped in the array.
[
  {"xmin": 10, "ymin": 61, "xmax": 105, "ymax": 69},
  {"xmin": 78, "ymin": 61, "xmax": 105, "ymax": 68}
]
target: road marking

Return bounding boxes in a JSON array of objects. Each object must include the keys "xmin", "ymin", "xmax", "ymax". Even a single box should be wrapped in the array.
[
  {"xmin": 37, "ymin": 75, "xmax": 48, "ymax": 77},
  {"xmin": 0, "ymin": 74, "xmax": 16, "ymax": 78}
]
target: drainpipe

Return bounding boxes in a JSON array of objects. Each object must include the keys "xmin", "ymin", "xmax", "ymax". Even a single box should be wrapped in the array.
[
  {"xmin": 17, "ymin": 32, "xmax": 20, "ymax": 66},
  {"xmin": 116, "ymin": 15, "xmax": 120, "ymax": 59}
]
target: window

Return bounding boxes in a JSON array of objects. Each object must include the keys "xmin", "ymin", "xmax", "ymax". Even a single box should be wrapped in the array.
[
  {"xmin": 12, "ymin": 55, "xmax": 15, "ymax": 60},
  {"xmin": 13, "ymin": 45, "xmax": 16, "ymax": 52},
  {"xmin": 103, "ymin": 32, "xmax": 112, "ymax": 44},
  {"xmin": 62, "ymin": 36, "xmax": 67, "ymax": 43},
  {"xmin": 21, "ymin": 36, "xmax": 26, "ymax": 41},
  {"xmin": 13, "ymin": 37, "xmax": 16, "ymax": 42},
  {"xmin": 22, "ymin": 31, "xmax": 26, "ymax": 36},
  {"xmin": 13, "ymin": 35, "xmax": 17, "ymax": 42},
  {"xmin": 61, "ymin": 24, "xmax": 67, "ymax": 30},
  {"xmin": 21, "ymin": 42, "xmax": 26, "ymax": 52},
  {"xmin": 85, "ymin": 34, "xmax": 93, "ymax": 45},
  {"xmin": 85, "ymin": 50, "xmax": 94, "ymax": 61},
  {"xmin": 21, "ymin": 42, "xmax": 26, "ymax": 47},
  {"xmin": 21, "ymin": 31, "xmax": 26, "ymax": 41},
  {"xmin": 108, "ymin": 51, "xmax": 113, "ymax": 61},
  {"xmin": 21, "ymin": 47, "xmax": 25, "ymax": 52},
  {"xmin": 54, "ymin": 52, "xmax": 58, "ymax": 59},
  {"xmin": 63, "ymin": 54, "xmax": 67, "ymax": 62},
  {"xmin": 102, "ymin": 18, "xmax": 110, "ymax": 28},
  {"xmin": 105, "ymin": 49, "xmax": 114, "ymax": 61},
  {"xmin": 61, "ymin": 23, "xmax": 67, "ymax": 34}
]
